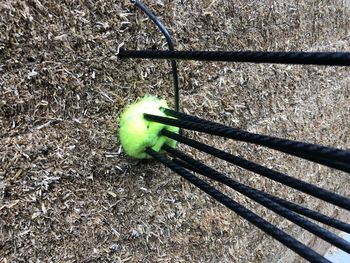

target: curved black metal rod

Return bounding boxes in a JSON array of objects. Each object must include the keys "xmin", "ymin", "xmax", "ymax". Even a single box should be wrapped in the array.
[{"xmin": 131, "ymin": 0, "xmax": 180, "ymax": 111}]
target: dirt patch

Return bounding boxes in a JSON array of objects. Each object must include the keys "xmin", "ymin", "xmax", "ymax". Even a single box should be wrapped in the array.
[{"xmin": 1, "ymin": 0, "xmax": 350, "ymax": 262}]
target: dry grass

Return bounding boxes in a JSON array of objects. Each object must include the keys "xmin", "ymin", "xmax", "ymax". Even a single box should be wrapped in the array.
[{"xmin": 1, "ymin": 0, "xmax": 350, "ymax": 262}]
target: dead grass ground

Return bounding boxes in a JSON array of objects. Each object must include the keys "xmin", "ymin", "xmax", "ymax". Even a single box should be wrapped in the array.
[{"xmin": 1, "ymin": 0, "xmax": 350, "ymax": 262}]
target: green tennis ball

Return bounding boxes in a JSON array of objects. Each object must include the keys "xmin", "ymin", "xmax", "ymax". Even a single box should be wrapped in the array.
[{"xmin": 118, "ymin": 96, "xmax": 179, "ymax": 159}]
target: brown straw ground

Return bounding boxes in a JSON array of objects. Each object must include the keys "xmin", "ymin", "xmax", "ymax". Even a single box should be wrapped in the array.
[{"xmin": 1, "ymin": 0, "xmax": 350, "ymax": 262}]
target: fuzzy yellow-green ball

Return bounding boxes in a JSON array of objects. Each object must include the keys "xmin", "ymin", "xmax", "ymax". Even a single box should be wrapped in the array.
[{"xmin": 118, "ymin": 96, "xmax": 179, "ymax": 159}]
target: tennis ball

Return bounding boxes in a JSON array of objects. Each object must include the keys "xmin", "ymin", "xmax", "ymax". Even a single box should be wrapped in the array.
[{"xmin": 118, "ymin": 96, "xmax": 179, "ymax": 159}]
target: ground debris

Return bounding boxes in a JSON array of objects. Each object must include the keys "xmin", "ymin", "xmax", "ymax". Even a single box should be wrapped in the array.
[{"xmin": 1, "ymin": 0, "xmax": 350, "ymax": 262}]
